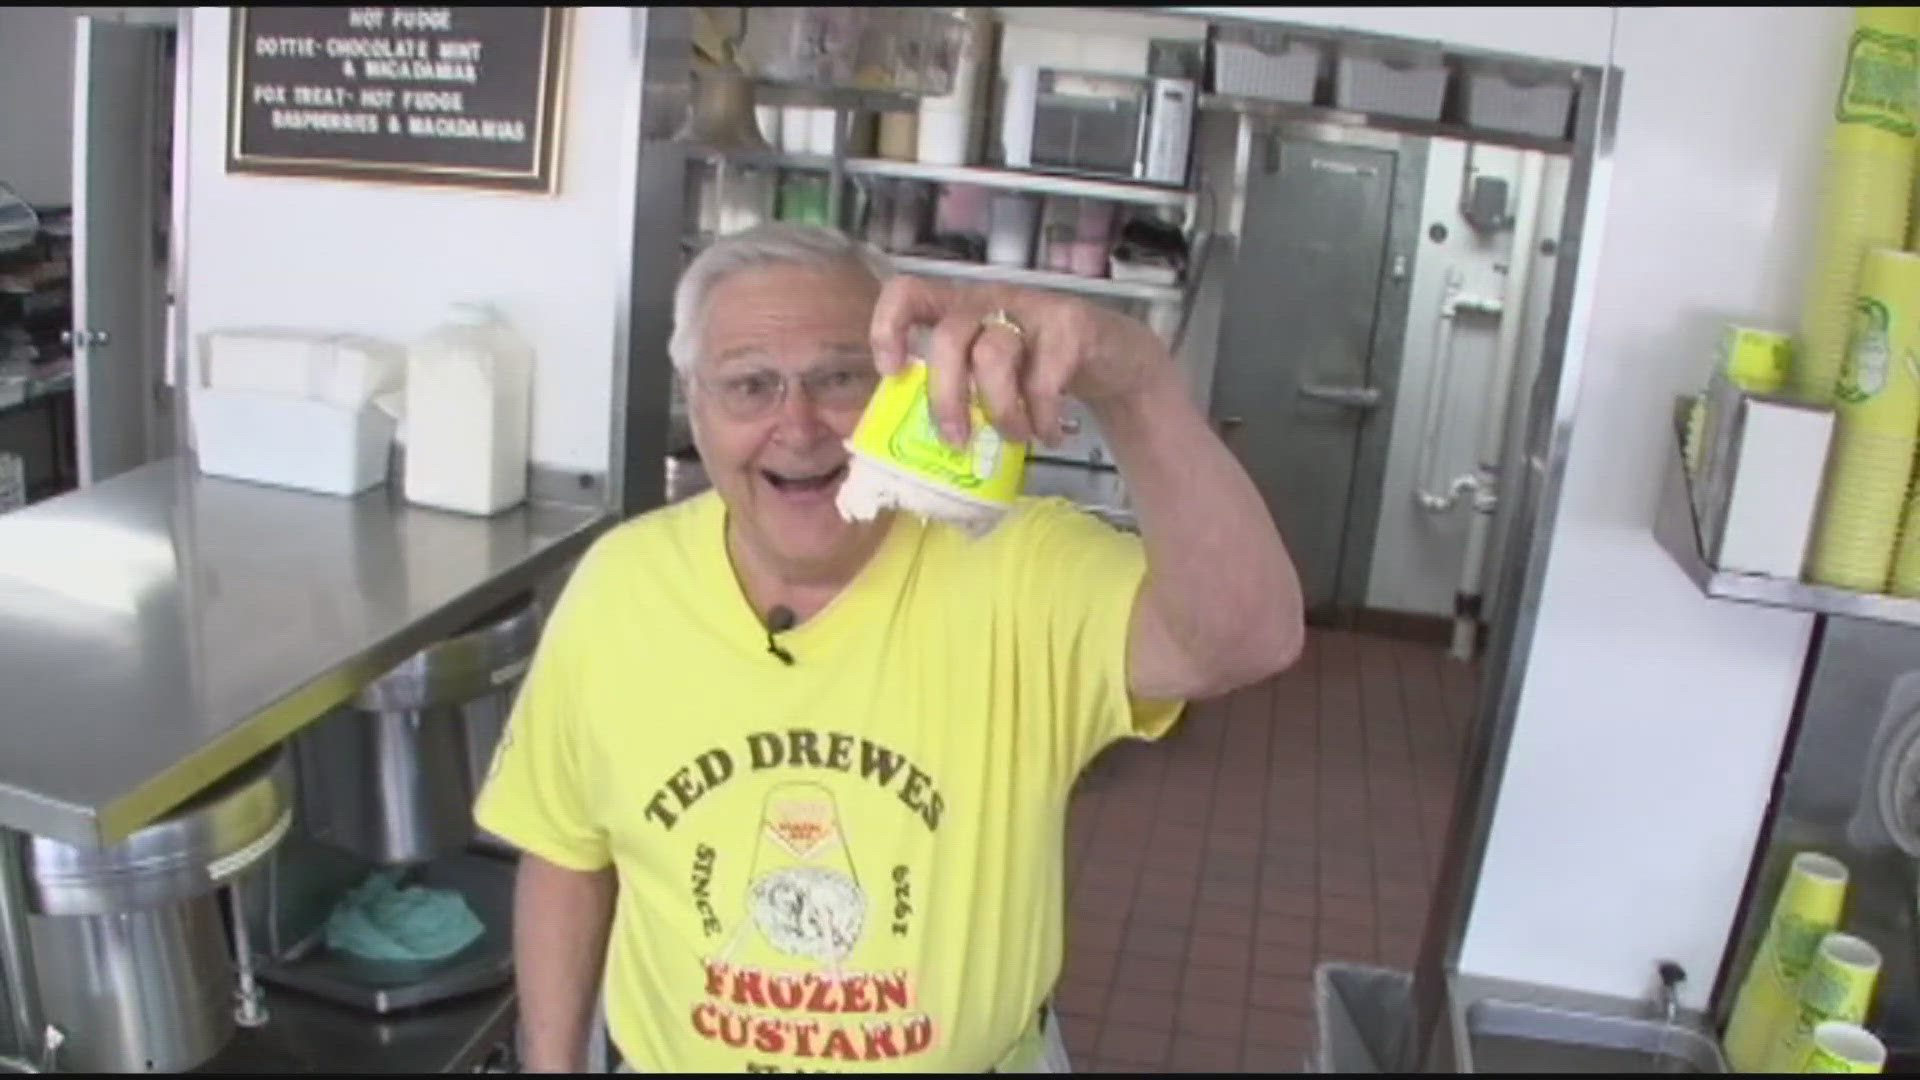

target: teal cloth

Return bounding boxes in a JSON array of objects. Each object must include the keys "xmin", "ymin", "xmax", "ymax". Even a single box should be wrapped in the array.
[{"xmin": 323, "ymin": 869, "xmax": 485, "ymax": 962}]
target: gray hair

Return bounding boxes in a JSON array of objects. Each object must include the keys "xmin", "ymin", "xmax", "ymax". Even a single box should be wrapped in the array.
[{"xmin": 668, "ymin": 223, "xmax": 894, "ymax": 374}]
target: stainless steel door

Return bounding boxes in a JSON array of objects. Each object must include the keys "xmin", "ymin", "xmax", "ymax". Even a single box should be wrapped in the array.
[
  {"xmin": 1211, "ymin": 135, "xmax": 1400, "ymax": 616},
  {"xmin": 71, "ymin": 16, "xmax": 171, "ymax": 485}
]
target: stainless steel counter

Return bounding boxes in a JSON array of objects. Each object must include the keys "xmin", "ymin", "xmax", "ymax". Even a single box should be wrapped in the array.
[
  {"xmin": 1439, "ymin": 969, "xmax": 1726, "ymax": 1073},
  {"xmin": 0, "ymin": 458, "xmax": 609, "ymax": 847},
  {"xmin": 1316, "ymin": 962, "xmax": 1728, "ymax": 1072}
]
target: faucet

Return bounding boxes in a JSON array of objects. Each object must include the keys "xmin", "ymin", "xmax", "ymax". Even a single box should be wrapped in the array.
[{"xmin": 1655, "ymin": 960, "xmax": 1686, "ymax": 1028}]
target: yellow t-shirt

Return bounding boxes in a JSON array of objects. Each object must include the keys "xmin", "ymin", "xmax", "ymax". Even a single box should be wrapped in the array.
[{"xmin": 475, "ymin": 492, "xmax": 1184, "ymax": 1073}]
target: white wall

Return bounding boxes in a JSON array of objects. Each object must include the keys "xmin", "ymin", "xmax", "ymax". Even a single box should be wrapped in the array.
[
  {"xmin": 180, "ymin": 7, "xmax": 634, "ymax": 475},
  {"xmin": 0, "ymin": 7, "xmax": 77, "ymax": 207},
  {"xmin": 1458, "ymin": 7, "xmax": 1836, "ymax": 1006},
  {"xmin": 1196, "ymin": 5, "xmax": 1837, "ymax": 1007}
]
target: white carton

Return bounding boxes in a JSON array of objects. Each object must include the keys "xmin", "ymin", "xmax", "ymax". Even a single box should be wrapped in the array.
[{"xmin": 193, "ymin": 387, "xmax": 395, "ymax": 497}]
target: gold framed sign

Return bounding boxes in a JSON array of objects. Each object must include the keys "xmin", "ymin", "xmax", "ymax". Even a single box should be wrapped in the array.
[{"xmin": 226, "ymin": 6, "xmax": 567, "ymax": 193}]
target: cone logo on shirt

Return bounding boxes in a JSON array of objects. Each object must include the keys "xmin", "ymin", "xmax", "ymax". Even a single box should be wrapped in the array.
[{"xmin": 735, "ymin": 782, "xmax": 867, "ymax": 965}]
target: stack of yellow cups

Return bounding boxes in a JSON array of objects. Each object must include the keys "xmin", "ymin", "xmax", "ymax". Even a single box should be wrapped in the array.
[
  {"xmin": 1794, "ymin": 7, "xmax": 1920, "ymax": 406},
  {"xmin": 1891, "ymin": 465, "xmax": 1920, "ymax": 594},
  {"xmin": 1765, "ymin": 933, "xmax": 1884, "ymax": 1071},
  {"xmin": 1808, "ymin": 248, "xmax": 1920, "ymax": 590},
  {"xmin": 1723, "ymin": 852, "xmax": 1850, "ymax": 1072},
  {"xmin": 1883, "ymin": 267, "xmax": 1920, "ymax": 591}
]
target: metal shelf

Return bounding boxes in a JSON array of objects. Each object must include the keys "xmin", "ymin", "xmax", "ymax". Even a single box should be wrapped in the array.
[
  {"xmin": 0, "ymin": 360, "xmax": 72, "ymax": 414},
  {"xmin": 1199, "ymin": 93, "xmax": 1577, "ymax": 157},
  {"xmin": 841, "ymin": 159, "xmax": 1194, "ymax": 210},
  {"xmin": 1652, "ymin": 421, "xmax": 1920, "ymax": 629},
  {"xmin": 889, "ymin": 254, "xmax": 1183, "ymax": 303},
  {"xmin": 684, "ymin": 145, "xmax": 833, "ymax": 172},
  {"xmin": 749, "ymin": 81, "xmax": 925, "ymax": 113},
  {"xmin": 684, "ymin": 147, "xmax": 1197, "ymax": 211}
]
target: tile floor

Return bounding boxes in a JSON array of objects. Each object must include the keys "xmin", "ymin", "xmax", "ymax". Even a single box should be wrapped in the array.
[{"xmin": 1054, "ymin": 628, "xmax": 1478, "ymax": 1073}]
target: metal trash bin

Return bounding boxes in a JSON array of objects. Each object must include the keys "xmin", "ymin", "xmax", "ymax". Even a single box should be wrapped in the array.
[
  {"xmin": 293, "ymin": 593, "xmax": 541, "ymax": 867},
  {"xmin": 24, "ymin": 747, "xmax": 293, "ymax": 1073}
]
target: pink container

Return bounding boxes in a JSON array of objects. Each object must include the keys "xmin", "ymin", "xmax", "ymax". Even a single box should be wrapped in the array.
[
  {"xmin": 1069, "ymin": 240, "xmax": 1109, "ymax": 278},
  {"xmin": 935, "ymin": 183, "xmax": 992, "ymax": 238},
  {"xmin": 1075, "ymin": 199, "xmax": 1117, "ymax": 242},
  {"xmin": 1038, "ymin": 197, "xmax": 1077, "ymax": 273},
  {"xmin": 1070, "ymin": 199, "xmax": 1117, "ymax": 277}
]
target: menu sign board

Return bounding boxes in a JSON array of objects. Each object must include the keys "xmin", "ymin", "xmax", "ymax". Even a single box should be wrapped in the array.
[{"xmin": 226, "ymin": 6, "xmax": 566, "ymax": 193}]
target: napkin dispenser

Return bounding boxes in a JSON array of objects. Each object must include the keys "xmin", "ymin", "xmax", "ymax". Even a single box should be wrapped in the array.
[
  {"xmin": 1692, "ymin": 372, "xmax": 1835, "ymax": 579},
  {"xmin": 192, "ymin": 330, "xmax": 404, "ymax": 497}
]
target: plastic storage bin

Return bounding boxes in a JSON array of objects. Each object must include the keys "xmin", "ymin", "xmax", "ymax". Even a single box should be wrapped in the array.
[
  {"xmin": 1465, "ymin": 65, "xmax": 1575, "ymax": 139},
  {"xmin": 193, "ymin": 387, "xmax": 396, "ymax": 497},
  {"xmin": 1212, "ymin": 37, "xmax": 1322, "ymax": 103},
  {"xmin": 1336, "ymin": 45, "xmax": 1448, "ymax": 121}
]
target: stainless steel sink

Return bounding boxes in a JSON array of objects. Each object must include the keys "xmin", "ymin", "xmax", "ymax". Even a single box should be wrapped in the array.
[{"xmin": 1462, "ymin": 998, "xmax": 1727, "ymax": 1073}]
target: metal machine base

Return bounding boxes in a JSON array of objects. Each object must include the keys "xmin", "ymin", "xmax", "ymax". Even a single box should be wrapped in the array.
[{"xmin": 256, "ymin": 849, "xmax": 514, "ymax": 1015}]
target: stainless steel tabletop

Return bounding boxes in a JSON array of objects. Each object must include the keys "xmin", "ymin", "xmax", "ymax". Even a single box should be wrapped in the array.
[
  {"xmin": 195, "ymin": 984, "xmax": 517, "ymax": 1073},
  {"xmin": 0, "ymin": 458, "xmax": 609, "ymax": 847}
]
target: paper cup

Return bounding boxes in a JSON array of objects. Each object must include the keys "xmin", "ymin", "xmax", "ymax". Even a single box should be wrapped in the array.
[
  {"xmin": 1837, "ymin": 249, "xmax": 1920, "ymax": 431},
  {"xmin": 1809, "ymin": 426, "xmax": 1918, "ymax": 590},
  {"xmin": 835, "ymin": 360, "xmax": 1027, "ymax": 536},
  {"xmin": 1766, "ymin": 933, "xmax": 1884, "ymax": 1071},
  {"xmin": 1795, "ymin": 6, "xmax": 1920, "ymax": 410},
  {"xmin": 1719, "ymin": 326, "xmax": 1794, "ymax": 394},
  {"xmin": 1724, "ymin": 852, "xmax": 1851, "ymax": 1072},
  {"xmin": 1802, "ymin": 1022, "xmax": 1887, "ymax": 1073}
]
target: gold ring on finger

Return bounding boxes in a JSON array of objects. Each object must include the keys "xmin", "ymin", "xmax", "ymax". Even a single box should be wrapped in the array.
[{"xmin": 980, "ymin": 308, "xmax": 1026, "ymax": 342}]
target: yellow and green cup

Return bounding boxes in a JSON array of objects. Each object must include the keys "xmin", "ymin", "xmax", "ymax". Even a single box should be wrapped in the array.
[
  {"xmin": 1724, "ymin": 852, "xmax": 1851, "ymax": 1072},
  {"xmin": 837, "ymin": 360, "xmax": 1028, "ymax": 536},
  {"xmin": 1800, "ymin": 1021, "xmax": 1888, "ymax": 1073},
  {"xmin": 1810, "ymin": 247, "xmax": 1920, "ymax": 590},
  {"xmin": 1720, "ymin": 326, "xmax": 1794, "ymax": 395},
  {"xmin": 1766, "ymin": 933, "xmax": 1883, "ymax": 1071},
  {"xmin": 1794, "ymin": 6, "xmax": 1920, "ymax": 404}
]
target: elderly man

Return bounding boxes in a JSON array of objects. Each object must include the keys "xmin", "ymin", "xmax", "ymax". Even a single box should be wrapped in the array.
[{"xmin": 476, "ymin": 223, "xmax": 1302, "ymax": 1073}]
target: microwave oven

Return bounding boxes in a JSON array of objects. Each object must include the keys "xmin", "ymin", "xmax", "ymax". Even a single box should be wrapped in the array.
[{"xmin": 1000, "ymin": 66, "xmax": 1194, "ymax": 186}]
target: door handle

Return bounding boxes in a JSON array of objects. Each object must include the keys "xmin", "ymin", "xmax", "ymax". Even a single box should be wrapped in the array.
[
  {"xmin": 1298, "ymin": 382, "xmax": 1383, "ymax": 409},
  {"xmin": 1216, "ymin": 416, "xmax": 1245, "ymax": 435}
]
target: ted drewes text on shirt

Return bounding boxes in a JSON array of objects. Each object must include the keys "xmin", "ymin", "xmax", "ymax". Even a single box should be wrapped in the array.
[{"xmin": 646, "ymin": 730, "xmax": 947, "ymax": 833}]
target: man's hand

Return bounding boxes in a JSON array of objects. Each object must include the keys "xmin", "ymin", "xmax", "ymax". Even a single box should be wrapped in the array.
[
  {"xmin": 868, "ymin": 275, "xmax": 1172, "ymax": 449},
  {"xmin": 869, "ymin": 271, "xmax": 1304, "ymax": 701}
]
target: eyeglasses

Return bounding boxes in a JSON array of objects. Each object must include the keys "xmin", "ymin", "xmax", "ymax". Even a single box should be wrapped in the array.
[{"xmin": 693, "ymin": 364, "xmax": 882, "ymax": 422}]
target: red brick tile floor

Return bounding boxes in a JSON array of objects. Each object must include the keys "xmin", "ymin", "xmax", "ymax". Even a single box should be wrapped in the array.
[{"xmin": 1055, "ymin": 629, "xmax": 1478, "ymax": 1073}]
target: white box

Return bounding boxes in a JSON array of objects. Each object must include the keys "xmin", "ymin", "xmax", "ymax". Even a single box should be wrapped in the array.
[
  {"xmin": 199, "ymin": 329, "xmax": 404, "ymax": 411},
  {"xmin": 1697, "ymin": 388, "xmax": 1835, "ymax": 579},
  {"xmin": 1335, "ymin": 46, "xmax": 1448, "ymax": 121},
  {"xmin": 200, "ymin": 329, "xmax": 331, "ymax": 399},
  {"xmin": 1465, "ymin": 66, "xmax": 1575, "ymax": 139},
  {"xmin": 1212, "ymin": 38, "xmax": 1321, "ymax": 104},
  {"xmin": 192, "ymin": 387, "xmax": 395, "ymax": 497}
]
